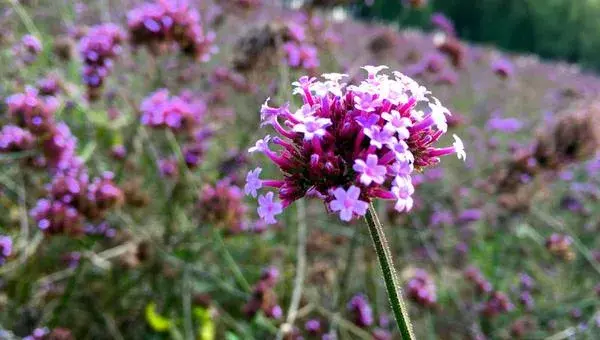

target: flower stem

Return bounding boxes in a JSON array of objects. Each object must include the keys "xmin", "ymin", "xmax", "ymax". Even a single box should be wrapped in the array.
[{"xmin": 364, "ymin": 203, "xmax": 415, "ymax": 340}]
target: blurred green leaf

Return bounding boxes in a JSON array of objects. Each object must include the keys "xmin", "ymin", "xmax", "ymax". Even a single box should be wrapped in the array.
[{"xmin": 225, "ymin": 332, "xmax": 240, "ymax": 340}]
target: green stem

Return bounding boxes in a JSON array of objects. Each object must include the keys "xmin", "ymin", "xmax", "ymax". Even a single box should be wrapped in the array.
[
  {"xmin": 364, "ymin": 203, "xmax": 415, "ymax": 340},
  {"xmin": 213, "ymin": 230, "xmax": 252, "ymax": 293}
]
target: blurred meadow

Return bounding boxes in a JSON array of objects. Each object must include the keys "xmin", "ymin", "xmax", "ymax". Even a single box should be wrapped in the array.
[{"xmin": 0, "ymin": 0, "xmax": 599, "ymax": 339}]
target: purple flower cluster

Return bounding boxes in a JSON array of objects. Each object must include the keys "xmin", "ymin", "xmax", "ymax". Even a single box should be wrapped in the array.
[
  {"xmin": 140, "ymin": 89, "xmax": 206, "ymax": 131},
  {"xmin": 482, "ymin": 291, "xmax": 514, "ymax": 317},
  {"xmin": 6, "ymin": 86, "xmax": 59, "ymax": 135},
  {"xmin": 406, "ymin": 268, "xmax": 437, "ymax": 307},
  {"xmin": 431, "ymin": 13, "xmax": 456, "ymax": 36},
  {"xmin": 158, "ymin": 158, "xmax": 179, "ymax": 178},
  {"xmin": 30, "ymin": 171, "xmax": 123, "ymax": 235},
  {"xmin": 486, "ymin": 116, "xmax": 523, "ymax": 134},
  {"xmin": 304, "ymin": 319, "xmax": 322, "ymax": 334},
  {"xmin": 30, "ymin": 198, "xmax": 83, "ymax": 236},
  {"xmin": 14, "ymin": 34, "xmax": 42, "ymax": 64},
  {"xmin": 283, "ymin": 42, "xmax": 319, "ymax": 71},
  {"xmin": 84, "ymin": 221, "xmax": 117, "ymax": 238},
  {"xmin": 23, "ymin": 327, "xmax": 49, "ymax": 340},
  {"xmin": 0, "ymin": 125, "xmax": 35, "ymax": 152},
  {"xmin": 491, "ymin": 58, "xmax": 514, "ymax": 79},
  {"xmin": 40, "ymin": 122, "xmax": 81, "ymax": 171},
  {"xmin": 3, "ymin": 88, "xmax": 82, "ymax": 172},
  {"xmin": 198, "ymin": 180, "xmax": 248, "ymax": 234},
  {"xmin": 140, "ymin": 89, "xmax": 212, "ymax": 172},
  {"xmin": 2, "ymin": 87, "xmax": 123, "ymax": 236},
  {"xmin": 282, "ymin": 22, "xmax": 319, "ymax": 71},
  {"xmin": 347, "ymin": 294, "xmax": 374, "ymax": 328},
  {"xmin": 62, "ymin": 251, "xmax": 82, "ymax": 268},
  {"xmin": 37, "ymin": 75, "xmax": 62, "ymax": 96},
  {"xmin": 464, "ymin": 266, "xmax": 492, "ymax": 294},
  {"xmin": 127, "ymin": 0, "xmax": 217, "ymax": 61},
  {"xmin": 546, "ymin": 233, "xmax": 575, "ymax": 261},
  {"xmin": 0, "ymin": 235, "xmax": 12, "ymax": 265},
  {"xmin": 79, "ymin": 23, "xmax": 125, "ymax": 100},
  {"xmin": 517, "ymin": 273, "xmax": 535, "ymax": 311},
  {"xmin": 243, "ymin": 266, "xmax": 282, "ymax": 319},
  {"xmin": 182, "ymin": 128, "xmax": 212, "ymax": 168},
  {"xmin": 246, "ymin": 66, "xmax": 465, "ymax": 223}
]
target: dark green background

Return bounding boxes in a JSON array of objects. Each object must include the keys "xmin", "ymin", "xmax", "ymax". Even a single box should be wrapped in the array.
[{"xmin": 355, "ymin": 0, "xmax": 600, "ymax": 70}]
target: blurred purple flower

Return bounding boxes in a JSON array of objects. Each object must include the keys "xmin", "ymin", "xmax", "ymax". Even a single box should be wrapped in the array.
[
  {"xmin": 0, "ymin": 235, "xmax": 12, "ymax": 265},
  {"xmin": 431, "ymin": 13, "xmax": 455, "ymax": 36},
  {"xmin": 347, "ymin": 294, "xmax": 374, "ymax": 327},
  {"xmin": 486, "ymin": 117, "xmax": 523, "ymax": 133},
  {"xmin": 0, "ymin": 125, "xmax": 36, "ymax": 153}
]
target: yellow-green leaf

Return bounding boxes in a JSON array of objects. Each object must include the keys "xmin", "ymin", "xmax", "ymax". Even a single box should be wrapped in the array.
[
  {"xmin": 145, "ymin": 302, "xmax": 172, "ymax": 332},
  {"xmin": 193, "ymin": 307, "xmax": 215, "ymax": 340}
]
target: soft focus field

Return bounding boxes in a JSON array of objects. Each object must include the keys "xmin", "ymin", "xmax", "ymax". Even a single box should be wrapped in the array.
[{"xmin": 0, "ymin": 1, "xmax": 599, "ymax": 339}]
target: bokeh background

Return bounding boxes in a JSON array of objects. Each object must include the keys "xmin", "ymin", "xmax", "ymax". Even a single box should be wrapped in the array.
[{"xmin": 0, "ymin": 0, "xmax": 599, "ymax": 339}]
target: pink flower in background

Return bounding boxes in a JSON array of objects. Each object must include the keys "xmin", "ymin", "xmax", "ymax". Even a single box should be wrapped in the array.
[
  {"xmin": 492, "ymin": 58, "xmax": 514, "ymax": 79},
  {"xmin": 0, "ymin": 125, "xmax": 35, "ymax": 152},
  {"xmin": 283, "ymin": 42, "xmax": 319, "ymax": 70},
  {"xmin": 0, "ymin": 235, "xmax": 12, "ymax": 265},
  {"xmin": 347, "ymin": 294, "xmax": 374, "ymax": 327},
  {"xmin": 140, "ymin": 89, "xmax": 206, "ymax": 130},
  {"xmin": 407, "ymin": 269, "xmax": 437, "ymax": 307},
  {"xmin": 127, "ymin": 0, "xmax": 217, "ymax": 61},
  {"xmin": 79, "ymin": 23, "xmax": 125, "ymax": 100},
  {"xmin": 15, "ymin": 34, "xmax": 42, "ymax": 64}
]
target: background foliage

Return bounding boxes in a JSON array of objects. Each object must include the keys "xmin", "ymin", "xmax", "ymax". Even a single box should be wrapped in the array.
[{"xmin": 356, "ymin": 0, "xmax": 600, "ymax": 71}]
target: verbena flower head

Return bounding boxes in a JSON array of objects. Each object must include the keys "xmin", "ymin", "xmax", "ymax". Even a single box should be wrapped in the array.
[
  {"xmin": 431, "ymin": 13, "xmax": 456, "ymax": 36},
  {"xmin": 482, "ymin": 291, "xmax": 514, "ymax": 318},
  {"xmin": 0, "ymin": 235, "xmax": 12, "ymax": 265},
  {"xmin": 198, "ymin": 180, "xmax": 248, "ymax": 233},
  {"xmin": 464, "ymin": 265, "xmax": 492, "ymax": 294},
  {"xmin": 283, "ymin": 41, "xmax": 319, "ymax": 70},
  {"xmin": 127, "ymin": 0, "xmax": 217, "ymax": 61},
  {"xmin": 0, "ymin": 125, "xmax": 35, "ymax": 152},
  {"xmin": 305, "ymin": 319, "xmax": 321, "ymax": 334},
  {"xmin": 347, "ymin": 294, "xmax": 374, "ymax": 328},
  {"xmin": 406, "ymin": 268, "xmax": 437, "ymax": 307},
  {"xmin": 6, "ymin": 86, "xmax": 59, "ymax": 135},
  {"xmin": 491, "ymin": 58, "xmax": 514, "ymax": 79},
  {"xmin": 31, "ymin": 198, "xmax": 84, "ymax": 235},
  {"xmin": 15, "ymin": 34, "xmax": 42, "ymax": 64},
  {"xmin": 140, "ymin": 89, "xmax": 206, "ymax": 130},
  {"xmin": 37, "ymin": 75, "xmax": 62, "ymax": 96},
  {"xmin": 79, "ymin": 23, "xmax": 125, "ymax": 100},
  {"xmin": 243, "ymin": 265, "xmax": 281, "ymax": 319},
  {"xmin": 23, "ymin": 327, "xmax": 49, "ymax": 340},
  {"xmin": 246, "ymin": 66, "xmax": 465, "ymax": 223},
  {"xmin": 546, "ymin": 233, "xmax": 575, "ymax": 261},
  {"xmin": 41, "ymin": 122, "xmax": 82, "ymax": 173}
]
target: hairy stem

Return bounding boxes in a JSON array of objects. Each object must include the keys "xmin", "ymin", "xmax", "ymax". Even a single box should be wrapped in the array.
[{"xmin": 364, "ymin": 203, "xmax": 415, "ymax": 340}]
